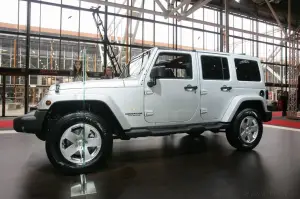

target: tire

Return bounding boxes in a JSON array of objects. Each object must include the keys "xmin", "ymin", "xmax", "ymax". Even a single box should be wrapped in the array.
[
  {"xmin": 36, "ymin": 132, "xmax": 46, "ymax": 141},
  {"xmin": 226, "ymin": 108, "xmax": 263, "ymax": 151},
  {"xmin": 45, "ymin": 112, "xmax": 113, "ymax": 175}
]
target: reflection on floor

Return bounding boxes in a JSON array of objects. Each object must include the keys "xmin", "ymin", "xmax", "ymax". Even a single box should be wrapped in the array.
[{"xmin": 0, "ymin": 127, "xmax": 300, "ymax": 199}]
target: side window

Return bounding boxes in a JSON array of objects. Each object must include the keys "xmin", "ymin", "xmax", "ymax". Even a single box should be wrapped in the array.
[
  {"xmin": 235, "ymin": 59, "xmax": 261, "ymax": 81},
  {"xmin": 201, "ymin": 55, "xmax": 230, "ymax": 80},
  {"xmin": 154, "ymin": 53, "xmax": 193, "ymax": 79}
]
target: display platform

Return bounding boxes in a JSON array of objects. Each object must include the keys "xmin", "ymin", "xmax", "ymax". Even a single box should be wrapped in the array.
[{"xmin": 1, "ymin": 127, "xmax": 300, "ymax": 199}]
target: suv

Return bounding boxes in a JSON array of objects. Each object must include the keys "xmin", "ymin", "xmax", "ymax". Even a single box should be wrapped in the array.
[{"xmin": 13, "ymin": 47, "xmax": 272, "ymax": 174}]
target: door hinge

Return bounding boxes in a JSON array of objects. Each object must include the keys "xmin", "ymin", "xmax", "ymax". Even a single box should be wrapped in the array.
[
  {"xmin": 145, "ymin": 110, "xmax": 154, "ymax": 116},
  {"xmin": 200, "ymin": 89, "xmax": 208, "ymax": 95},
  {"xmin": 144, "ymin": 90, "xmax": 154, "ymax": 95},
  {"xmin": 200, "ymin": 108, "xmax": 208, "ymax": 114}
]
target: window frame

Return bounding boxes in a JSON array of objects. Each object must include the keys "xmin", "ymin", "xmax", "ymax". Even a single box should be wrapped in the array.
[
  {"xmin": 200, "ymin": 54, "xmax": 230, "ymax": 81},
  {"xmin": 153, "ymin": 51, "xmax": 193, "ymax": 80}
]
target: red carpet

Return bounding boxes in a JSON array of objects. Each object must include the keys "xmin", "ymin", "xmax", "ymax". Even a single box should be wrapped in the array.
[
  {"xmin": 0, "ymin": 120, "xmax": 13, "ymax": 128},
  {"xmin": 264, "ymin": 119, "xmax": 300, "ymax": 129},
  {"xmin": 272, "ymin": 111, "xmax": 282, "ymax": 117},
  {"xmin": 0, "ymin": 112, "xmax": 299, "ymax": 129}
]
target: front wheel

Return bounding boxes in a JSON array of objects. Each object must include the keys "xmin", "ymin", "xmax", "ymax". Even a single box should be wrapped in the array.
[
  {"xmin": 226, "ymin": 108, "xmax": 263, "ymax": 151},
  {"xmin": 45, "ymin": 112, "xmax": 113, "ymax": 175}
]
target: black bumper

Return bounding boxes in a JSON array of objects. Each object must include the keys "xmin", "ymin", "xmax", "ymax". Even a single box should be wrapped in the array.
[
  {"xmin": 263, "ymin": 111, "xmax": 272, "ymax": 122},
  {"xmin": 13, "ymin": 110, "xmax": 47, "ymax": 134}
]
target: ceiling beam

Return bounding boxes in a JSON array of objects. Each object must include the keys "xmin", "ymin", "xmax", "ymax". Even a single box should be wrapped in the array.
[
  {"xmin": 180, "ymin": 0, "xmax": 213, "ymax": 18},
  {"xmin": 87, "ymin": 0, "xmax": 288, "ymax": 41},
  {"xmin": 154, "ymin": 0, "xmax": 168, "ymax": 13},
  {"xmin": 166, "ymin": 0, "xmax": 191, "ymax": 18},
  {"xmin": 264, "ymin": 0, "xmax": 287, "ymax": 38}
]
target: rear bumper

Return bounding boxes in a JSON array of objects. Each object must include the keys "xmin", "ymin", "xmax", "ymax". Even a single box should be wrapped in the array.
[
  {"xmin": 13, "ymin": 110, "xmax": 47, "ymax": 134},
  {"xmin": 263, "ymin": 111, "xmax": 272, "ymax": 122}
]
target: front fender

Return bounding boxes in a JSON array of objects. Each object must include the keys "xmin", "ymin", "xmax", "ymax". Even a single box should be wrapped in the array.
[
  {"xmin": 39, "ymin": 93, "xmax": 131, "ymax": 130},
  {"xmin": 221, "ymin": 95, "xmax": 267, "ymax": 123}
]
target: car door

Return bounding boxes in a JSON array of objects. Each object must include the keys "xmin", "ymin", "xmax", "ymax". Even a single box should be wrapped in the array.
[
  {"xmin": 144, "ymin": 51, "xmax": 200, "ymax": 124},
  {"xmin": 198, "ymin": 53, "xmax": 235, "ymax": 122}
]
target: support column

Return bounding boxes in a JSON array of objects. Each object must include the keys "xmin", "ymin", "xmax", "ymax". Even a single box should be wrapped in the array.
[
  {"xmin": 2, "ymin": 75, "xmax": 6, "ymax": 117},
  {"xmin": 285, "ymin": 28, "xmax": 288, "ymax": 89},
  {"xmin": 104, "ymin": 0, "xmax": 108, "ymax": 71},
  {"xmin": 25, "ymin": 0, "xmax": 31, "ymax": 114},
  {"xmin": 220, "ymin": 6, "xmax": 223, "ymax": 52},
  {"xmin": 224, "ymin": 0, "xmax": 229, "ymax": 53}
]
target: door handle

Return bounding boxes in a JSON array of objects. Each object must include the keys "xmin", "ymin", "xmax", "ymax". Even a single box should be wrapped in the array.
[
  {"xmin": 220, "ymin": 85, "xmax": 232, "ymax": 92},
  {"xmin": 184, "ymin": 84, "xmax": 198, "ymax": 92}
]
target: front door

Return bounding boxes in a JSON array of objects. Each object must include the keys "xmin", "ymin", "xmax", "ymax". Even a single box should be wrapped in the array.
[
  {"xmin": 144, "ymin": 51, "xmax": 199, "ymax": 124},
  {"xmin": 198, "ymin": 53, "xmax": 234, "ymax": 122}
]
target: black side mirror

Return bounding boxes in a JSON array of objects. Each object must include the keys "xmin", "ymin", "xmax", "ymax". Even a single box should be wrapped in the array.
[{"xmin": 148, "ymin": 66, "xmax": 165, "ymax": 87}]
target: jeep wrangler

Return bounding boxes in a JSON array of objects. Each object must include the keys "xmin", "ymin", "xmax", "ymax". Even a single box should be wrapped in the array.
[{"xmin": 13, "ymin": 47, "xmax": 272, "ymax": 174}]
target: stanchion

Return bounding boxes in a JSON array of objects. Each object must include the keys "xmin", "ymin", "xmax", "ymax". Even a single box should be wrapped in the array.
[
  {"xmin": 70, "ymin": 47, "xmax": 97, "ymax": 197},
  {"xmin": 70, "ymin": 174, "xmax": 96, "ymax": 197}
]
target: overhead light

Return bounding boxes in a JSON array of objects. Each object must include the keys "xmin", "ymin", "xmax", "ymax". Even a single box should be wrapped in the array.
[{"xmin": 235, "ymin": 0, "xmax": 240, "ymax": 2}]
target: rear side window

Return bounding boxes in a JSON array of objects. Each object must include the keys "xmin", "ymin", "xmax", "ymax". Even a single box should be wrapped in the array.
[
  {"xmin": 235, "ymin": 59, "xmax": 261, "ymax": 81},
  {"xmin": 201, "ymin": 55, "xmax": 230, "ymax": 80}
]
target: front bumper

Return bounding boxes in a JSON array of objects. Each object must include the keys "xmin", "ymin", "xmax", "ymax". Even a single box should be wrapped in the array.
[
  {"xmin": 13, "ymin": 110, "xmax": 47, "ymax": 134},
  {"xmin": 263, "ymin": 111, "xmax": 272, "ymax": 122}
]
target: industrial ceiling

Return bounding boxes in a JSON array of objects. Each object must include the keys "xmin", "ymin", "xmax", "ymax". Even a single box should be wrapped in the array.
[{"xmin": 203, "ymin": 0, "xmax": 300, "ymax": 29}]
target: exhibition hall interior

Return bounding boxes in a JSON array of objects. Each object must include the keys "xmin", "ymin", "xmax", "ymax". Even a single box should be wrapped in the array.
[{"xmin": 2, "ymin": 0, "xmax": 300, "ymax": 198}]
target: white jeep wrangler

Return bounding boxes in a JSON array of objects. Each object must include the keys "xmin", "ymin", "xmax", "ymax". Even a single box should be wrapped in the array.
[{"xmin": 14, "ymin": 47, "xmax": 272, "ymax": 174}]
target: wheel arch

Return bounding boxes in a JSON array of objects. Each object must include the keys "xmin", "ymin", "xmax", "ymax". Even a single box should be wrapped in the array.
[
  {"xmin": 42, "ymin": 100, "xmax": 129, "ymax": 139},
  {"xmin": 221, "ymin": 96, "xmax": 267, "ymax": 123}
]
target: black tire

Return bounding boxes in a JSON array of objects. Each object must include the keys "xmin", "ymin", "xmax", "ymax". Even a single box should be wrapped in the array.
[
  {"xmin": 226, "ymin": 108, "xmax": 263, "ymax": 151},
  {"xmin": 36, "ymin": 132, "xmax": 46, "ymax": 141},
  {"xmin": 45, "ymin": 112, "xmax": 113, "ymax": 175}
]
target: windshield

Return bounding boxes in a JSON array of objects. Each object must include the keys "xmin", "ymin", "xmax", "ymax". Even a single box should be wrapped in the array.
[{"xmin": 119, "ymin": 48, "xmax": 153, "ymax": 78}]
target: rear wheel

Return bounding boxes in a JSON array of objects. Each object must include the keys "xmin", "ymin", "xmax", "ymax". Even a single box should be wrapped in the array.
[
  {"xmin": 45, "ymin": 112, "xmax": 113, "ymax": 174},
  {"xmin": 226, "ymin": 108, "xmax": 263, "ymax": 151}
]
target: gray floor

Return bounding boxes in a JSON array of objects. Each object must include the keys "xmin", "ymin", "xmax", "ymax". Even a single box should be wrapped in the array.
[{"xmin": 1, "ymin": 126, "xmax": 300, "ymax": 199}]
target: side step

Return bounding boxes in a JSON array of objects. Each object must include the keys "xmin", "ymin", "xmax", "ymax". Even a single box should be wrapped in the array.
[{"xmin": 123, "ymin": 123, "xmax": 230, "ymax": 139}]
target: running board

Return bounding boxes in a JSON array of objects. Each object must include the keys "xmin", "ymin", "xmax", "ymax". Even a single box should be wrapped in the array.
[{"xmin": 123, "ymin": 123, "xmax": 229, "ymax": 139}]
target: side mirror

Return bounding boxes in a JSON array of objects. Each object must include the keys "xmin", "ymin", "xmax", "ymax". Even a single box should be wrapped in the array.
[
  {"xmin": 151, "ymin": 66, "xmax": 165, "ymax": 78},
  {"xmin": 148, "ymin": 66, "xmax": 165, "ymax": 87}
]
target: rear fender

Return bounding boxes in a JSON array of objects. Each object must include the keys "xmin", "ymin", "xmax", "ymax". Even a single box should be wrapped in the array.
[{"xmin": 221, "ymin": 95, "xmax": 267, "ymax": 123}]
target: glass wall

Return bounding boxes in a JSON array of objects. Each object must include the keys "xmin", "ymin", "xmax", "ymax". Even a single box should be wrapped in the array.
[{"xmin": 0, "ymin": 0, "xmax": 298, "ymax": 115}]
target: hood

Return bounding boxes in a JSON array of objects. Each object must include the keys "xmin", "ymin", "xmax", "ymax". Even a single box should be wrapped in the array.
[{"xmin": 50, "ymin": 79, "xmax": 125, "ymax": 90}]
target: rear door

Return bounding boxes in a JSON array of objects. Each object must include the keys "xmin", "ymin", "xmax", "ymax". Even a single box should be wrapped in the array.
[{"xmin": 198, "ymin": 53, "xmax": 235, "ymax": 122}]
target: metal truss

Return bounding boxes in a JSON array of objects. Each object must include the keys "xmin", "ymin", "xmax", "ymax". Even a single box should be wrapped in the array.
[
  {"xmin": 88, "ymin": 0, "xmax": 288, "ymax": 42},
  {"xmin": 263, "ymin": 0, "xmax": 300, "ymax": 117},
  {"xmin": 287, "ymin": 32, "xmax": 300, "ymax": 117}
]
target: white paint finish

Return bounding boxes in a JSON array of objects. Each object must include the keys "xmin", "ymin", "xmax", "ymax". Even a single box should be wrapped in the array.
[
  {"xmin": 143, "ymin": 50, "xmax": 200, "ymax": 124},
  {"xmin": 34, "ymin": 47, "xmax": 269, "ymax": 131},
  {"xmin": 144, "ymin": 79, "xmax": 200, "ymax": 123},
  {"xmin": 221, "ymin": 95, "xmax": 268, "ymax": 122},
  {"xmin": 197, "ymin": 52, "xmax": 235, "ymax": 122}
]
